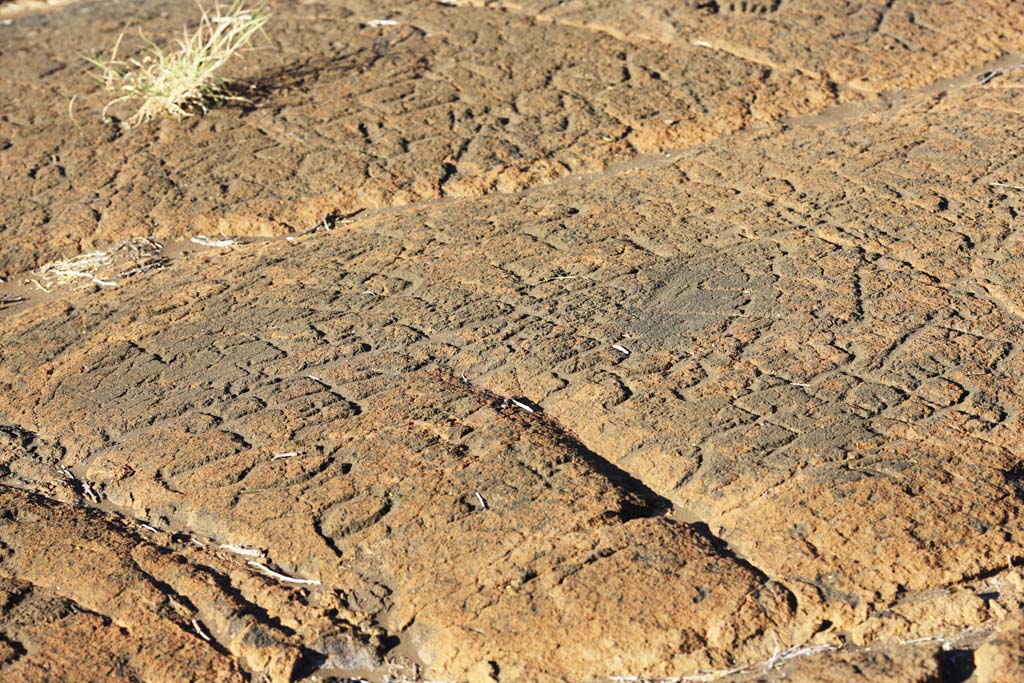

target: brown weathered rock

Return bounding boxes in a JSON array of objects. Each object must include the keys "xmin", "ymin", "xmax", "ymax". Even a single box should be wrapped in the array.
[
  {"xmin": 3, "ymin": 1, "xmax": 1024, "ymax": 681},
  {"xmin": 3, "ymin": 0, "xmax": 1024, "ymax": 273},
  {"xmin": 976, "ymin": 617, "xmax": 1024, "ymax": 683}
]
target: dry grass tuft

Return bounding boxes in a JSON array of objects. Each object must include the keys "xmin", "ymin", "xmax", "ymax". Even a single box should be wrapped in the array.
[{"xmin": 87, "ymin": 1, "xmax": 270, "ymax": 127}]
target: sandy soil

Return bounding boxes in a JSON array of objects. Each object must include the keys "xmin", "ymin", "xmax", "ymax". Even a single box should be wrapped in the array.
[{"xmin": 3, "ymin": 1, "xmax": 1024, "ymax": 682}]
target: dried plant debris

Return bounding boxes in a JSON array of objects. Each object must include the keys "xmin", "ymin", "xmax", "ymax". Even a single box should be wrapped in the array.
[{"xmin": 30, "ymin": 237, "xmax": 166, "ymax": 291}]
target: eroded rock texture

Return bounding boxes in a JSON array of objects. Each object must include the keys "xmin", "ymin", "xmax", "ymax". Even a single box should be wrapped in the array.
[
  {"xmin": 2, "ymin": 0, "xmax": 1024, "ymax": 271},
  {"xmin": 2, "ymin": 0, "xmax": 1024, "ymax": 681}
]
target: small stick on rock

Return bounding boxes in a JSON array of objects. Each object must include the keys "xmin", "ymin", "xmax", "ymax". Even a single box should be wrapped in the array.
[
  {"xmin": 272, "ymin": 450, "xmax": 303, "ymax": 460},
  {"xmin": 60, "ymin": 467, "xmax": 100, "ymax": 503},
  {"xmin": 219, "ymin": 543, "xmax": 264, "ymax": 558},
  {"xmin": 191, "ymin": 618, "xmax": 212, "ymax": 642},
  {"xmin": 247, "ymin": 561, "xmax": 322, "ymax": 586},
  {"xmin": 989, "ymin": 181, "xmax": 1024, "ymax": 192},
  {"xmin": 190, "ymin": 235, "xmax": 238, "ymax": 248},
  {"xmin": 81, "ymin": 481, "xmax": 100, "ymax": 503},
  {"xmin": 510, "ymin": 398, "xmax": 535, "ymax": 413},
  {"xmin": 978, "ymin": 64, "xmax": 1024, "ymax": 85}
]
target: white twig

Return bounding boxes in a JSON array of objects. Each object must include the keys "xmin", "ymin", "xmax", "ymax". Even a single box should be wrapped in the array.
[
  {"xmin": 614, "ymin": 640, "xmax": 841, "ymax": 683},
  {"xmin": 475, "ymin": 492, "xmax": 488, "ymax": 511},
  {"xmin": 978, "ymin": 64, "xmax": 1024, "ymax": 85},
  {"xmin": 272, "ymin": 450, "xmax": 303, "ymax": 460},
  {"xmin": 60, "ymin": 467, "xmax": 99, "ymax": 503},
  {"xmin": 765, "ymin": 631, "xmax": 781, "ymax": 670},
  {"xmin": 140, "ymin": 523, "xmax": 159, "ymax": 533},
  {"xmin": 902, "ymin": 635, "xmax": 944, "ymax": 645},
  {"xmin": 510, "ymin": 398, "xmax": 535, "ymax": 413},
  {"xmin": 80, "ymin": 479, "xmax": 100, "ymax": 503},
  {"xmin": 46, "ymin": 268, "xmax": 117, "ymax": 287},
  {"xmin": 681, "ymin": 668, "xmax": 743, "ymax": 682},
  {"xmin": 774, "ymin": 644, "xmax": 837, "ymax": 664},
  {"xmin": 190, "ymin": 235, "xmax": 238, "ymax": 248},
  {"xmin": 247, "ymin": 561, "xmax": 321, "ymax": 586},
  {"xmin": 989, "ymin": 182, "xmax": 1024, "ymax": 192},
  {"xmin": 219, "ymin": 543, "xmax": 264, "ymax": 558},
  {"xmin": 612, "ymin": 344, "xmax": 631, "ymax": 356},
  {"xmin": 191, "ymin": 618, "xmax": 212, "ymax": 641},
  {"xmin": 367, "ymin": 19, "xmax": 399, "ymax": 26}
]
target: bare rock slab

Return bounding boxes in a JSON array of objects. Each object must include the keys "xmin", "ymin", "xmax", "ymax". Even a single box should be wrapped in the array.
[{"xmin": 2, "ymin": 1, "xmax": 1024, "ymax": 681}]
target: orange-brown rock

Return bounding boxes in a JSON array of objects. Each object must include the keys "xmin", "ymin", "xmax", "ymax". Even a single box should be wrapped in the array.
[{"xmin": 3, "ymin": 1, "xmax": 1024, "ymax": 681}]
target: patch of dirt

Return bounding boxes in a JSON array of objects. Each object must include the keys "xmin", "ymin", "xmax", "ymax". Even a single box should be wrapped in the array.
[{"xmin": 3, "ymin": 1, "xmax": 1024, "ymax": 681}]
